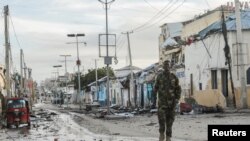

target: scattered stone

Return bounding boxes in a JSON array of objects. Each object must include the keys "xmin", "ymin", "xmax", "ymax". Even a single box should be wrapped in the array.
[
  {"xmin": 50, "ymin": 112, "xmax": 57, "ymax": 115},
  {"xmin": 146, "ymin": 122, "xmax": 157, "ymax": 126},
  {"xmin": 214, "ymin": 114, "xmax": 225, "ymax": 118},
  {"xmin": 46, "ymin": 117, "xmax": 53, "ymax": 121}
]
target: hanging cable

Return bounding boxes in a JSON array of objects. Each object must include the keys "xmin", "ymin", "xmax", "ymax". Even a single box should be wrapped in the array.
[
  {"xmin": 9, "ymin": 13, "xmax": 21, "ymax": 49},
  {"xmin": 135, "ymin": 0, "xmax": 186, "ymax": 33},
  {"xmin": 117, "ymin": 36, "xmax": 126, "ymax": 53},
  {"xmin": 143, "ymin": 0, "xmax": 161, "ymax": 12},
  {"xmin": 204, "ymin": 0, "xmax": 211, "ymax": 9},
  {"xmin": 131, "ymin": 0, "xmax": 175, "ymax": 32}
]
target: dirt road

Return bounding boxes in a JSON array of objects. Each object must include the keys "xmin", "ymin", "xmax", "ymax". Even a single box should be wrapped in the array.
[
  {"xmin": 63, "ymin": 104, "xmax": 250, "ymax": 141},
  {"xmin": 2, "ymin": 103, "xmax": 249, "ymax": 141},
  {"xmin": 0, "ymin": 103, "xmax": 189, "ymax": 141}
]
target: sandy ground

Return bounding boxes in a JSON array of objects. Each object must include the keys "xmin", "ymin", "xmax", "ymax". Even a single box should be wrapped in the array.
[{"xmin": 67, "ymin": 104, "xmax": 250, "ymax": 141}]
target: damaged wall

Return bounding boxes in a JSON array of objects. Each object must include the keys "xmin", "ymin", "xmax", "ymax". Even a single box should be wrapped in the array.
[
  {"xmin": 181, "ymin": 9, "xmax": 231, "ymax": 39},
  {"xmin": 234, "ymin": 87, "xmax": 250, "ymax": 108},
  {"xmin": 184, "ymin": 31, "xmax": 250, "ymax": 108},
  {"xmin": 194, "ymin": 89, "xmax": 226, "ymax": 108}
]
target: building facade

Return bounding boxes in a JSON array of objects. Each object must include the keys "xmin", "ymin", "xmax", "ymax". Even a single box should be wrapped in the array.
[{"xmin": 159, "ymin": 7, "xmax": 250, "ymax": 108}]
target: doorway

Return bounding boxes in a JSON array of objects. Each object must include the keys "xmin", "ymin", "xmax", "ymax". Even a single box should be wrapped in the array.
[{"xmin": 221, "ymin": 69, "xmax": 228, "ymax": 97}]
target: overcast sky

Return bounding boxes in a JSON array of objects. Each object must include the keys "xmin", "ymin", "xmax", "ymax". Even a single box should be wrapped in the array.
[{"xmin": 0, "ymin": 0, "xmax": 232, "ymax": 83}]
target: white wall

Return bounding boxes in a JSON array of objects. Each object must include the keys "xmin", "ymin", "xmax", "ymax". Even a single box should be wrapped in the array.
[
  {"xmin": 185, "ymin": 33, "xmax": 225, "ymax": 90},
  {"xmin": 122, "ymin": 89, "xmax": 128, "ymax": 107},
  {"xmin": 185, "ymin": 31, "xmax": 250, "ymax": 91},
  {"xmin": 110, "ymin": 79, "xmax": 123, "ymax": 105}
]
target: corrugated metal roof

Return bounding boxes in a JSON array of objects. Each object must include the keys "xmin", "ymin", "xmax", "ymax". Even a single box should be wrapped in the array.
[
  {"xmin": 115, "ymin": 65, "xmax": 142, "ymax": 71},
  {"xmin": 199, "ymin": 10, "xmax": 250, "ymax": 38}
]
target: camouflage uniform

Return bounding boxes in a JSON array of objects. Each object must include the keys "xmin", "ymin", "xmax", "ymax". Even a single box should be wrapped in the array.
[{"xmin": 154, "ymin": 61, "xmax": 181, "ymax": 141}]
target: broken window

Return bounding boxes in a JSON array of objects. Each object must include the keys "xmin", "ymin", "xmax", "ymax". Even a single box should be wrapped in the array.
[
  {"xmin": 182, "ymin": 54, "xmax": 185, "ymax": 63},
  {"xmin": 171, "ymin": 53, "xmax": 179, "ymax": 65},
  {"xmin": 247, "ymin": 67, "xmax": 250, "ymax": 84},
  {"xmin": 199, "ymin": 82, "xmax": 202, "ymax": 90}
]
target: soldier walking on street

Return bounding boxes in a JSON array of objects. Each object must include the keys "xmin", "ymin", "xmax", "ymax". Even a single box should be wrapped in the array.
[{"xmin": 154, "ymin": 60, "xmax": 181, "ymax": 141}]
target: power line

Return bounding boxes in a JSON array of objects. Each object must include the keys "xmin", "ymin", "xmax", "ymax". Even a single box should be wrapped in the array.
[
  {"xmin": 9, "ymin": 14, "xmax": 21, "ymax": 49},
  {"xmin": 143, "ymin": 0, "xmax": 160, "ymax": 11},
  {"xmin": 131, "ymin": 0, "xmax": 175, "ymax": 32},
  {"xmin": 116, "ymin": 36, "xmax": 126, "ymax": 53},
  {"xmin": 142, "ymin": 0, "xmax": 175, "ymax": 18},
  {"xmin": 204, "ymin": 0, "xmax": 211, "ymax": 9},
  {"xmin": 135, "ymin": 0, "xmax": 186, "ymax": 33},
  {"xmin": 116, "ymin": 35, "xmax": 125, "ymax": 46},
  {"xmin": 116, "ymin": 34, "xmax": 122, "ymax": 45}
]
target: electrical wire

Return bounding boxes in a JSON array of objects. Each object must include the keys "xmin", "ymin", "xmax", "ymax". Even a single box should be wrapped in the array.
[
  {"xmin": 117, "ymin": 36, "xmax": 126, "ymax": 53},
  {"xmin": 131, "ymin": 0, "xmax": 175, "ymax": 32},
  {"xmin": 204, "ymin": 0, "xmax": 211, "ymax": 9},
  {"xmin": 200, "ymin": 33, "xmax": 218, "ymax": 69},
  {"xmin": 216, "ymin": 34, "xmax": 221, "ymax": 67},
  {"xmin": 143, "ymin": 0, "xmax": 161, "ymax": 12},
  {"xmin": 9, "ymin": 13, "xmax": 21, "ymax": 49},
  {"xmin": 116, "ymin": 34, "xmax": 122, "ymax": 45},
  {"xmin": 6, "ymin": 12, "xmax": 23, "ymax": 75},
  {"xmin": 142, "ymin": 0, "xmax": 178, "ymax": 21},
  {"xmin": 135, "ymin": 0, "xmax": 186, "ymax": 33}
]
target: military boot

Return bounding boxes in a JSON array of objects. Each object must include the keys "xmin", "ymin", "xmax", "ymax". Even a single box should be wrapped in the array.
[
  {"xmin": 165, "ymin": 136, "xmax": 171, "ymax": 141},
  {"xmin": 159, "ymin": 133, "xmax": 164, "ymax": 141}
]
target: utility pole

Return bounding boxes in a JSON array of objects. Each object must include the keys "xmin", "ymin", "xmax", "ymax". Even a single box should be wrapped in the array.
[
  {"xmin": 52, "ymin": 71, "xmax": 58, "ymax": 104},
  {"xmin": 53, "ymin": 65, "xmax": 62, "ymax": 105},
  {"xmin": 20, "ymin": 49, "xmax": 23, "ymax": 97},
  {"xmin": 4, "ymin": 5, "xmax": 11, "ymax": 98},
  {"xmin": 60, "ymin": 54, "xmax": 71, "ymax": 107},
  {"xmin": 122, "ymin": 31, "xmax": 133, "ymax": 107},
  {"xmin": 95, "ymin": 59, "xmax": 99, "ymax": 101},
  {"xmin": 24, "ymin": 63, "xmax": 27, "ymax": 96},
  {"xmin": 28, "ymin": 68, "xmax": 33, "ymax": 109},
  {"xmin": 221, "ymin": 8, "xmax": 236, "ymax": 108},
  {"xmin": 235, "ymin": 0, "xmax": 248, "ymax": 108},
  {"xmin": 67, "ymin": 34, "xmax": 85, "ymax": 110},
  {"xmin": 60, "ymin": 55, "xmax": 71, "ymax": 75},
  {"xmin": 98, "ymin": 0, "xmax": 115, "ymax": 115}
]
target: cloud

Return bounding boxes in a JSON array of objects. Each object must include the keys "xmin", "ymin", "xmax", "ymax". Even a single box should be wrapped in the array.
[{"xmin": 0, "ymin": 0, "xmax": 232, "ymax": 83}]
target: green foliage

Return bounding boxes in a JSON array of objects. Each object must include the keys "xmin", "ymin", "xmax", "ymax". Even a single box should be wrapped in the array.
[{"xmin": 73, "ymin": 67, "xmax": 114, "ymax": 91}]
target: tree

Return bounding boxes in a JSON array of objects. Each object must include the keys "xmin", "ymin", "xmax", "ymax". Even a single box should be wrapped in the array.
[{"xmin": 73, "ymin": 67, "xmax": 114, "ymax": 91}]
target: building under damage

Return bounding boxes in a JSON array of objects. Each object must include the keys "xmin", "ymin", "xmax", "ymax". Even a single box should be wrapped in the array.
[
  {"xmin": 85, "ymin": 6, "xmax": 250, "ymax": 111},
  {"xmin": 159, "ymin": 7, "xmax": 250, "ymax": 109}
]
